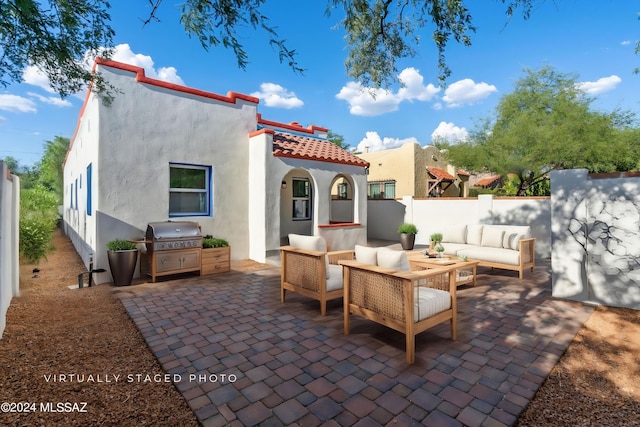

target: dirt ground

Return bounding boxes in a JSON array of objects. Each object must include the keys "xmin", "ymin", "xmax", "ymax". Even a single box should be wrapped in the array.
[{"xmin": 1, "ymin": 228, "xmax": 639, "ymax": 426}]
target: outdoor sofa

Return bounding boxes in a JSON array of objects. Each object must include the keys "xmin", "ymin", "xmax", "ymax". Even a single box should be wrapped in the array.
[{"xmin": 437, "ymin": 224, "xmax": 535, "ymax": 279}]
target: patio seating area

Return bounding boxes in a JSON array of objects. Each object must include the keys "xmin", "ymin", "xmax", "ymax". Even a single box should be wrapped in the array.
[{"xmin": 115, "ymin": 258, "xmax": 593, "ymax": 427}]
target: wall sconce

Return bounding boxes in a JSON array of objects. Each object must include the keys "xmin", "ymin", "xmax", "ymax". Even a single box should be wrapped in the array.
[{"xmin": 281, "ymin": 180, "xmax": 287, "ymax": 189}]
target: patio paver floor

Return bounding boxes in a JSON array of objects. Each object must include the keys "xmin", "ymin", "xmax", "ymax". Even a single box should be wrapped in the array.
[{"xmin": 115, "ymin": 260, "xmax": 593, "ymax": 427}]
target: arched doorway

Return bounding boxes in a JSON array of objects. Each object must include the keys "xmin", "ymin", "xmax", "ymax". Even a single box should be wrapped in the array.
[{"xmin": 279, "ymin": 169, "xmax": 314, "ymax": 244}]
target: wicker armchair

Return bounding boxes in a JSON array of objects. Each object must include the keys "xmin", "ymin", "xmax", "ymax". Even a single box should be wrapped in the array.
[
  {"xmin": 280, "ymin": 234, "xmax": 354, "ymax": 315},
  {"xmin": 340, "ymin": 260, "xmax": 458, "ymax": 364}
]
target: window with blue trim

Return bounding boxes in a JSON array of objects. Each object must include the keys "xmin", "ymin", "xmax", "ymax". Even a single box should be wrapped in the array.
[
  {"xmin": 169, "ymin": 163, "xmax": 211, "ymax": 216},
  {"xmin": 86, "ymin": 163, "xmax": 92, "ymax": 216}
]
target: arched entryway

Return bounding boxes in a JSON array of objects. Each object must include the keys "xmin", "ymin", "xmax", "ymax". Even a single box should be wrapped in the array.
[{"xmin": 279, "ymin": 169, "xmax": 314, "ymax": 244}]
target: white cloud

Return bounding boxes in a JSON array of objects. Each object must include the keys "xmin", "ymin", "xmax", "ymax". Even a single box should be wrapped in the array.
[
  {"xmin": 431, "ymin": 122, "xmax": 469, "ymax": 143},
  {"xmin": 356, "ymin": 131, "xmax": 419, "ymax": 153},
  {"xmin": 336, "ymin": 68, "xmax": 440, "ymax": 116},
  {"xmin": 442, "ymin": 79, "xmax": 497, "ymax": 108},
  {"xmin": 576, "ymin": 75, "xmax": 622, "ymax": 95},
  {"xmin": 251, "ymin": 83, "xmax": 304, "ymax": 108},
  {"xmin": 0, "ymin": 94, "xmax": 37, "ymax": 113},
  {"xmin": 621, "ymin": 40, "xmax": 631, "ymax": 46},
  {"xmin": 27, "ymin": 92, "xmax": 73, "ymax": 107},
  {"xmin": 110, "ymin": 44, "xmax": 185, "ymax": 85},
  {"xmin": 0, "ymin": 116, "xmax": 6, "ymax": 125},
  {"xmin": 21, "ymin": 43, "xmax": 186, "ymax": 100}
]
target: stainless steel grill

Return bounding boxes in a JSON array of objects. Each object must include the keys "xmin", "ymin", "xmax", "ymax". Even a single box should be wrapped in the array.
[{"xmin": 145, "ymin": 221, "xmax": 202, "ymax": 282}]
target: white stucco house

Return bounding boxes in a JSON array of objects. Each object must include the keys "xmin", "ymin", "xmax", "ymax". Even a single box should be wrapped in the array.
[{"xmin": 63, "ymin": 58, "xmax": 369, "ymax": 284}]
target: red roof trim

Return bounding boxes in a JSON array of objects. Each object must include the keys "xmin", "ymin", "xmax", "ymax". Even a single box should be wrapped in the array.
[
  {"xmin": 95, "ymin": 58, "xmax": 260, "ymax": 105},
  {"xmin": 249, "ymin": 128, "xmax": 274, "ymax": 138},
  {"xmin": 257, "ymin": 113, "xmax": 328, "ymax": 135}
]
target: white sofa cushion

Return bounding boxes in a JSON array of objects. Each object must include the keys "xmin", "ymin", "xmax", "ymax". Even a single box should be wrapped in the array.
[
  {"xmin": 440, "ymin": 243, "xmax": 474, "ymax": 256},
  {"xmin": 414, "ymin": 287, "xmax": 451, "ymax": 322},
  {"xmin": 355, "ymin": 245, "xmax": 378, "ymax": 265},
  {"xmin": 288, "ymin": 234, "xmax": 330, "ymax": 278},
  {"xmin": 458, "ymin": 247, "xmax": 520, "ymax": 266},
  {"xmin": 481, "ymin": 227, "xmax": 505, "ymax": 248},
  {"xmin": 442, "ymin": 225, "xmax": 467, "ymax": 244},
  {"xmin": 326, "ymin": 264, "xmax": 344, "ymax": 291},
  {"xmin": 467, "ymin": 225, "xmax": 484, "ymax": 246},
  {"xmin": 377, "ymin": 249, "xmax": 410, "ymax": 271}
]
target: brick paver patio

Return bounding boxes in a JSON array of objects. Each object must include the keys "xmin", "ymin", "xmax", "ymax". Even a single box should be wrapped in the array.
[{"xmin": 115, "ymin": 260, "xmax": 593, "ymax": 426}]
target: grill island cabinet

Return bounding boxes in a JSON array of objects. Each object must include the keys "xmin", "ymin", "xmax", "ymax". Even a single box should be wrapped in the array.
[
  {"xmin": 201, "ymin": 246, "xmax": 231, "ymax": 275},
  {"xmin": 146, "ymin": 221, "xmax": 202, "ymax": 282}
]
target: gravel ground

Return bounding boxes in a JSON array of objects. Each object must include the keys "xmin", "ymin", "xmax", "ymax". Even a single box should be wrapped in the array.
[{"xmin": 1, "ymin": 228, "xmax": 639, "ymax": 426}]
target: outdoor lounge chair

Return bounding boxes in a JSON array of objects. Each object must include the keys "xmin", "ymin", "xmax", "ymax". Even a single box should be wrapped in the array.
[
  {"xmin": 341, "ymin": 259, "xmax": 458, "ymax": 364},
  {"xmin": 280, "ymin": 234, "xmax": 354, "ymax": 315}
]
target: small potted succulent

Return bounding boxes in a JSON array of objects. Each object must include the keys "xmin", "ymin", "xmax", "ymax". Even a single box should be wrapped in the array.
[
  {"xmin": 398, "ymin": 223, "xmax": 418, "ymax": 250},
  {"xmin": 430, "ymin": 233, "xmax": 445, "ymax": 258},
  {"xmin": 106, "ymin": 239, "xmax": 138, "ymax": 286},
  {"xmin": 201, "ymin": 235, "xmax": 230, "ymax": 275}
]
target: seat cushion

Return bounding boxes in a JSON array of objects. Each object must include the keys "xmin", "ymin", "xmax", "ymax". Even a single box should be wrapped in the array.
[
  {"xmin": 439, "ymin": 243, "xmax": 474, "ymax": 256},
  {"xmin": 326, "ymin": 264, "xmax": 344, "ymax": 291},
  {"xmin": 458, "ymin": 247, "xmax": 520, "ymax": 266},
  {"xmin": 377, "ymin": 249, "xmax": 410, "ymax": 271},
  {"xmin": 414, "ymin": 287, "xmax": 451, "ymax": 322}
]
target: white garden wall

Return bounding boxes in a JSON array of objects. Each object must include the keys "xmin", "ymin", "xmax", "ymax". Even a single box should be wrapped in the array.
[
  {"xmin": 551, "ymin": 169, "xmax": 640, "ymax": 309},
  {"xmin": 0, "ymin": 161, "xmax": 20, "ymax": 338},
  {"xmin": 367, "ymin": 194, "xmax": 551, "ymax": 258}
]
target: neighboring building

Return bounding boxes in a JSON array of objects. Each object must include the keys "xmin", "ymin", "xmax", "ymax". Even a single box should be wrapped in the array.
[
  {"xmin": 357, "ymin": 142, "xmax": 470, "ymax": 198},
  {"xmin": 63, "ymin": 59, "xmax": 369, "ymax": 284},
  {"xmin": 473, "ymin": 174, "xmax": 504, "ymax": 190}
]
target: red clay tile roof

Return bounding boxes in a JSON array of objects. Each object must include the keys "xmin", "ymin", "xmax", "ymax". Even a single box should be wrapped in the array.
[
  {"xmin": 456, "ymin": 169, "xmax": 470, "ymax": 177},
  {"xmin": 272, "ymin": 132, "xmax": 369, "ymax": 167},
  {"xmin": 475, "ymin": 175, "xmax": 502, "ymax": 187},
  {"xmin": 427, "ymin": 167, "xmax": 455, "ymax": 181}
]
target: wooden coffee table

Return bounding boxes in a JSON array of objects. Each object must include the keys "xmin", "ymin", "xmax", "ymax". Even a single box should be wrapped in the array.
[{"xmin": 408, "ymin": 255, "xmax": 479, "ymax": 287}]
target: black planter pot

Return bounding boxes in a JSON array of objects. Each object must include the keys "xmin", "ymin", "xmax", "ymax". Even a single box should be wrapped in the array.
[
  {"xmin": 399, "ymin": 233, "xmax": 416, "ymax": 250},
  {"xmin": 107, "ymin": 249, "xmax": 138, "ymax": 286}
]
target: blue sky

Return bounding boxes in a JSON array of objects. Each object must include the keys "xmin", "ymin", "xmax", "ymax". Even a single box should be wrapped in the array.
[{"xmin": 1, "ymin": 1, "xmax": 639, "ymax": 167}]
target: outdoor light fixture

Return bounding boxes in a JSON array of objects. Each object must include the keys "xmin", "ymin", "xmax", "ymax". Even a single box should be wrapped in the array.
[{"xmin": 281, "ymin": 180, "xmax": 287, "ymax": 189}]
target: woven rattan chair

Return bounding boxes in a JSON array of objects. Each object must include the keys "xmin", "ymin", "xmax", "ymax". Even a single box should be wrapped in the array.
[
  {"xmin": 280, "ymin": 234, "xmax": 354, "ymax": 315},
  {"xmin": 341, "ymin": 260, "xmax": 458, "ymax": 364}
]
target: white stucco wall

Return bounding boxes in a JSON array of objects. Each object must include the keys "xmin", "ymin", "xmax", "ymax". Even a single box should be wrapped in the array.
[{"xmin": 64, "ymin": 63, "xmax": 259, "ymax": 282}]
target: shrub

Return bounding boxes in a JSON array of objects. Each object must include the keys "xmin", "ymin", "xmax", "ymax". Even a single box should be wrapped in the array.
[
  {"xmin": 106, "ymin": 239, "xmax": 138, "ymax": 251},
  {"xmin": 203, "ymin": 236, "xmax": 229, "ymax": 248},
  {"xmin": 20, "ymin": 218, "xmax": 56, "ymax": 264},
  {"xmin": 19, "ymin": 185, "xmax": 59, "ymax": 264},
  {"xmin": 397, "ymin": 223, "xmax": 418, "ymax": 234}
]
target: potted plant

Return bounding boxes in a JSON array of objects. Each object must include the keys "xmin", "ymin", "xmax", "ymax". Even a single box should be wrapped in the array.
[
  {"xmin": 106, "ymin": 239, "xmax": 138, "ymax": 286},
  {"xmin": 397, "ymin": 223, "xmax": 418, "ymax": 250},
  {"xmin": 430, "ymin": 233, "xmax": 445, "ymax": 258},
  {"xmin": 201, "ymin": 235, "xmax": 230, "ymax": 275}
]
